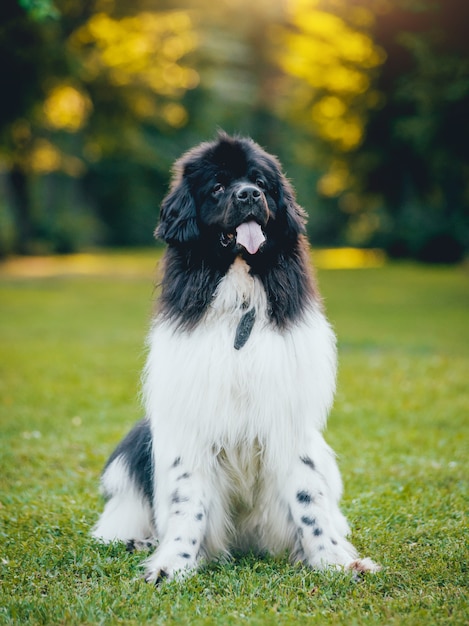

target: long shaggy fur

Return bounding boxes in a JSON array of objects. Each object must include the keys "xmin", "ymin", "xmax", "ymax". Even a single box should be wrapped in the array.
[{"xmin": 92, "ymin": 133, "xmax": 379, "ymax": 582}]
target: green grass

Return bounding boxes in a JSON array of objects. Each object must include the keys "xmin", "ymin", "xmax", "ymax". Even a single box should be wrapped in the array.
[{"xmin": 1, "ymin": 254, "xmax": 468, "ymax": 624}]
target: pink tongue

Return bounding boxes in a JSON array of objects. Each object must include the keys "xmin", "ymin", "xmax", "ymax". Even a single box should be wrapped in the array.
[{"xmin": 236, "ymin": 221, "xmax": 265, "ymax": 255}]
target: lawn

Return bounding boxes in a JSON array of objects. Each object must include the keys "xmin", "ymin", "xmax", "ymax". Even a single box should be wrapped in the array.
[{"xmin": 0, "ymin": 251, "xmax": 468, "ymax": 625}]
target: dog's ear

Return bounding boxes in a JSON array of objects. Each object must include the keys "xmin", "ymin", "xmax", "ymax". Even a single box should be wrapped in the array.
[
  {"xmin": 278, "ymin": 174, "xmax": 307, "ymax": 239},
  {"xmin": 155, "ymin": 177, "xmax": 199, "ymax": 244}
]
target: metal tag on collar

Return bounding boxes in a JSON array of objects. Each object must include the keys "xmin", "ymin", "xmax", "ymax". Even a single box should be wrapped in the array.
[{"xmin": 234, "ymin": 307, "xmax": 256, "ymax": 350}]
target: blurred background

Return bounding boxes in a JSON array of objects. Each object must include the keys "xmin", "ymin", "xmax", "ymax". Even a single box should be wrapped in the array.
[{"xmin": 1, "ymin": 0, "xmax": 468, "ymax": 263}]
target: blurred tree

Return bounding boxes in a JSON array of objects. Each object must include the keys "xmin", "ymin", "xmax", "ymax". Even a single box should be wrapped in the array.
[
  {"xmin": 18, "ymin": 0, "xmax": 58, "ymax": 20},
  {"xmin": 357, "ymin": 0, "xmax": 469, "ymax": 262},
  {"xmin": 176, "ymin": 0, "xmax": 287, "ymax": 145},
  {"xmin": 0, "ymin": 0, "xmax": 200, "ymax": 253},
  {"xmin": 69, "ymin": 5, "xmax": 200, "ymax": 245},
  {"xmin": 271, "ymin": 0, "xmax": 386, "ymax": 245},
  {"xmin": 1, "ymin": 0, "xmax": 467, "ymax": 261},
  {"xmin": 0, "ymin": 0, "xmax": 56, "ymax": 253}
]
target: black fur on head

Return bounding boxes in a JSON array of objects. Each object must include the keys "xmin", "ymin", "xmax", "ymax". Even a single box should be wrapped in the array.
[{"xmin": 156, "ymin": 132, "xmax": 318, "ymax": 328}]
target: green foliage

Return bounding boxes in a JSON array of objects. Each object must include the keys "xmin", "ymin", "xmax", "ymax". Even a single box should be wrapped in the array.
[
  {"xmin": 18, "ymin": 0, "xmax": 59, "ymax": 21},
  {"xmin": 1, "ymin": 1, "xmax": 469, "ymax": 260},
  {"xmin": 1, "ymin": 256, "xmax": 468, "ymax": 624},
  {"xmin": 355, "ymin": 0, "xmax": 469, "ymax": 262}
]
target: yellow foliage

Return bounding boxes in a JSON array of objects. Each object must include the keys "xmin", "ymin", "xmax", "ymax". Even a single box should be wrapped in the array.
[
  {"xmin": 276, "ymin": 0, "xmax": 386, "ymax": 157},
  {"xmin": 43, "ymin": 84, "xmax": 92, "ymax": 132},
  {"xmin": 317, "ymin": 159, "xmax": 350, "ymax": 197},
  {"xmin": 29, "ymin": 139, "xmax": 61, "ymax": 173},
  {"xmin": 28, "ymin": 139, "xmax": 85, "ymax": 176},
  {"xmin": 312, "ymin": 99, "xmax": 364, "ymax": 150},
  {"xmin": 129, "ymin": 94, "xmax": 159, "ymax": 120},
  {"xmin": 70, "ymin": 10, "xmax": 199, "ymax": 120},
  {"xmin": 162, "ymin": 103, "xmax": 188, "ymax": 128},
  {"xmin": 313, "ymin": 96, "xmax": 346, "ymax": 118}
]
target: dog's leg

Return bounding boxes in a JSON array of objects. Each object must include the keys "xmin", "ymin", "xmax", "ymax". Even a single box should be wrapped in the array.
[
  {"xmin": 92, "ymin": 492, "xmax": 154, "ymax": 545},
  {"xmin": 285, "ymin": 445, "xmax": 380, "ymax": 574},
  {"xmin": 144, "ymin": 456, "xmax": 210, "ymax": 584},
  {"xmin": 92, "ymin": 455, "xmax": 155, "ymax": 545}
]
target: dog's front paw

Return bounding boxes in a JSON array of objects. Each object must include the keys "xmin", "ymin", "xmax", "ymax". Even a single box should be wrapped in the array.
[
  {"xmin": 144, "ymin": 545, "xmax": 198, "ymax": 585},
  {"xmin": 297, "ymin": 534, "xmax": 380, "ymax": 576},
  {"xmin": 347, "ymin": 557, "xmax": 381, "ymax": 575}
]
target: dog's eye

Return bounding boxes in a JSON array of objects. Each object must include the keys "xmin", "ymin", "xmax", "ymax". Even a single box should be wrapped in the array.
[
  {"xmin": 256, "ymin": 178, "xmax": 266, "ymax": 190},
  {"xmin": 212, "ymin": 183, "xmax": 225, "ymax": 196}
]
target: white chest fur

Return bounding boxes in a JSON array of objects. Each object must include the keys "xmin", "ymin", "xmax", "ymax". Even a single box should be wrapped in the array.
[{"xmin": 143, "ymin": 259, "xmax": 337, "ymax": 471}]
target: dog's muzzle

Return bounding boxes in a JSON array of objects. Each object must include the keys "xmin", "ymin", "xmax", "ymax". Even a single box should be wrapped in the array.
[{"xmin": 220, "ymin": 184, "xmax": 268, "ymax": 255}]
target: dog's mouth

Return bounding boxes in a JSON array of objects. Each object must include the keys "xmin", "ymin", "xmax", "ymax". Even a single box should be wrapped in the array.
[{"xmin": 220, "ymin": 220, "xmax": 266, "ymax": 255}]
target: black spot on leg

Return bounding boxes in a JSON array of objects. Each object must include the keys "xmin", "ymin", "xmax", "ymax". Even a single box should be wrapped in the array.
[
  {"xmin": 301, "ymin": 515, "xmax": 316, "ymax": 526},
  {"xmin": 331, "ymin": 539, "xmax": 338, "ymax": 546},
  {"xmin": 191, "ymin": 538, "xmax": 197, "ymax": 545},
  {"xmin": 174, "ymin": 537, "xmax": 181, "ymax": 542},
  {"xmin": 313, "ymin": 527, "xmax": 323, "ymax": 537},
  {"xmin": 194, "ymin": 503, "xmax": 206, "ymax": 523},
  {"xmin": 178, "ymin": 552, "xmax": 191, "ymax": 559},
  {"xmin": 296, "ymin": 490, "xmax": 314, "ymax": 505},
  {"xmin": 177, "ymin": 472, "xmax": 191, "ymax": 481},
  {"xmin": 171, "ymin": 489, "xmax": 189, "ymax": 504},
  {"xmin": 126, "ymin": 540, "xmax": 136, "ymax": 552},
  {"xmin": 300, "ymin": 456, "xmax": 316, "ymax": 471},
  {"xmin": 172, "ymin": 457, "xmax": 182, "ymax": 468}
]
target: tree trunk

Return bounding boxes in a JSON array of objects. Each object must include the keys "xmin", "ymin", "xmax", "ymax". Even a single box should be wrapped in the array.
[{"xmin": 8, "ymin": 165, "xmax": 32, "ymax": 255}]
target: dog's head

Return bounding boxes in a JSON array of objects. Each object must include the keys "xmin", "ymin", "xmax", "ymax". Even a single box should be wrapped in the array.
[{"xmin": 156, "ymin": 133, "xmax": 307, "ymax": 261}]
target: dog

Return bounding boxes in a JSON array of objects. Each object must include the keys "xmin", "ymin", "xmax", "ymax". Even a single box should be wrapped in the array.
[{"xmin": 92, "ymin": 132, "xmax": 379, "ymax": 583}]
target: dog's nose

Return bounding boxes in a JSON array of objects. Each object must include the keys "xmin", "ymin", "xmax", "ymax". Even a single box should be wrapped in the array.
[{"xmin": 236, "ymin": 184, "xmax": 262, "ymax": 203}]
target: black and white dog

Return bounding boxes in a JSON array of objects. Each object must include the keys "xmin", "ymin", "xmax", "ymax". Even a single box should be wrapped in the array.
[{"xmin": 92, "ymin": 133, "xmax": 379, "ymax": 583}]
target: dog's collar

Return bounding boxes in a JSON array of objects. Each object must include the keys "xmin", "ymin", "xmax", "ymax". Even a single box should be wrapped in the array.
[{"xmin": 234, "ymin": 307, "xmax": 256, "ymax": 350}]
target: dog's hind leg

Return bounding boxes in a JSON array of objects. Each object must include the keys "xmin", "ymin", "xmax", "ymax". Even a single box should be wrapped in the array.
[
  {"xmin": 92, "ymin": 419, "xmax": 156, "ymax": 545},
  {"xmin": 92, "ymin": 491, "xmax": 155, "ymax": 545},
  {"xmin": 92, "ymin": 453, "xmax": 155, "ymax": 545}
]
